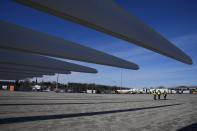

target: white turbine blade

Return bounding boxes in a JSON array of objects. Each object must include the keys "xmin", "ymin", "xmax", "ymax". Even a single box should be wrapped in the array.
[
  {"xmin": 0, "ymin": 20, "xmax": 139, "ymax": 70},
  {"xmin": 0, "ymin": 76, "xmax": 31, "ymax": 80},
  {"xmin": 0, "ymin": 49, "xmax": 97, "ymax": 73},
  {"xmin": 0, "ymin": 69, "xmax": 55, "ymax": 76},
  {"xmin": 0, "ymin": 72, "xmax": 42, "ymax": 78},
  {"xmin": 15, "ymin": 0, "xmax": 192, "ymax": 64},
  {"xmin": 0, "ymin": 64, "xmax": 71, "ymax": 74}
]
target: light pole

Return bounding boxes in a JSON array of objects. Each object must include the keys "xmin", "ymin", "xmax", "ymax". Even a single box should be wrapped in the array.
[
  {"xmin": 56, "ymin": 73, "xmax": 59, "ymax": 90},
  {"xmin": 120, "ymin": 69, "xmax": 123, "ymax": 90}
]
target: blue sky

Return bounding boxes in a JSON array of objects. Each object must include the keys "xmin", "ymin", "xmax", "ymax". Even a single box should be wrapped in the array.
[{"xmin": 0, "ymin": 0, "xmax": 197, "ymax": 88}]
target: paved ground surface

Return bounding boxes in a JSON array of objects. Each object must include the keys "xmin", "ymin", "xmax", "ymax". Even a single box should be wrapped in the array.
[{"xmin": 0, "ymin": 91, "xmax": 197, "ymax": 131}]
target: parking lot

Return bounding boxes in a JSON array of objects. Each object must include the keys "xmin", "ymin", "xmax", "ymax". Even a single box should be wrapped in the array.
[{"xmin": 0, "ymin": 91, "xmax": 197, "ymax": 131}]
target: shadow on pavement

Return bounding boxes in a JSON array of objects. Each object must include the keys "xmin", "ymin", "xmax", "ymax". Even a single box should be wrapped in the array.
[
  {"xmin": 0, "ymin": 103, "xmax": 182, "ymax": 124},
  {"xmin": 177, "ymin": 123, "xmax": 197, "ymax": 131},
  {"xmin": 0, "ymin": 100, "xmax": 151, "ymax": 106},
  {"xmin": 0, "ymin": 98, "xmax": 115, "ymax": 101}
]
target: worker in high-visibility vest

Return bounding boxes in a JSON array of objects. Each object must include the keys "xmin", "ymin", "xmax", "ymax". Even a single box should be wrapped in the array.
[
  {"xmin": 152, "ymin": 90, "xmax": 157, "ymax": 100},
  {"xmin": 157, "ymin": 90, "xmax": 161, "ymax": 100},
  {"xmin": 163, "ymin": 90, "xmax": 167, "ymax": 100}
]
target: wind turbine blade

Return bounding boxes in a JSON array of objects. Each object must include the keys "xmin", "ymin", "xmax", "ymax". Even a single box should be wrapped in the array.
[
  {"xmin": 15, "ymin": 0, "xmax": 192, "ymax": 64},
  {"xmin": 0, "ymin": 20, "xmax": 139, "ymax": 70}
]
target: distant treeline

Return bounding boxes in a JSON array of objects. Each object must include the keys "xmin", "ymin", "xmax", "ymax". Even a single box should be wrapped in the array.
[{"xmin": 1, "ymin": 80, "xmax": 197, "ymax": 91}]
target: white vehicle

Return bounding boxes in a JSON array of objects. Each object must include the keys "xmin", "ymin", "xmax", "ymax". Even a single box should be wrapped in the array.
[
  {"xmin": 32, "ymin": 85, "xmax": 41, "ymax": 91},
  {"xmin": 2, "ymin": 85, "xmax": 8, "ymax": 90}
]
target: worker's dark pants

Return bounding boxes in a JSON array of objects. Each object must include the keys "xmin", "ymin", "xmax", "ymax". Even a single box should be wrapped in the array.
[
  {"xmin": 158, "ymin": 95, "xmax": 161, "ymax": 100},
  {"xmin": 164, "ymin": 95, "xmax": 167, "ymax": 100},
  {"xmin": 154, "ymin": 95, "xmax": 156, "ymax": 100}
]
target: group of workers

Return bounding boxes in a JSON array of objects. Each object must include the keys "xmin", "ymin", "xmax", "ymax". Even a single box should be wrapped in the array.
[{"xmin": 152, "ymin": 90, "xmax": 167, "ymax": 100}]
